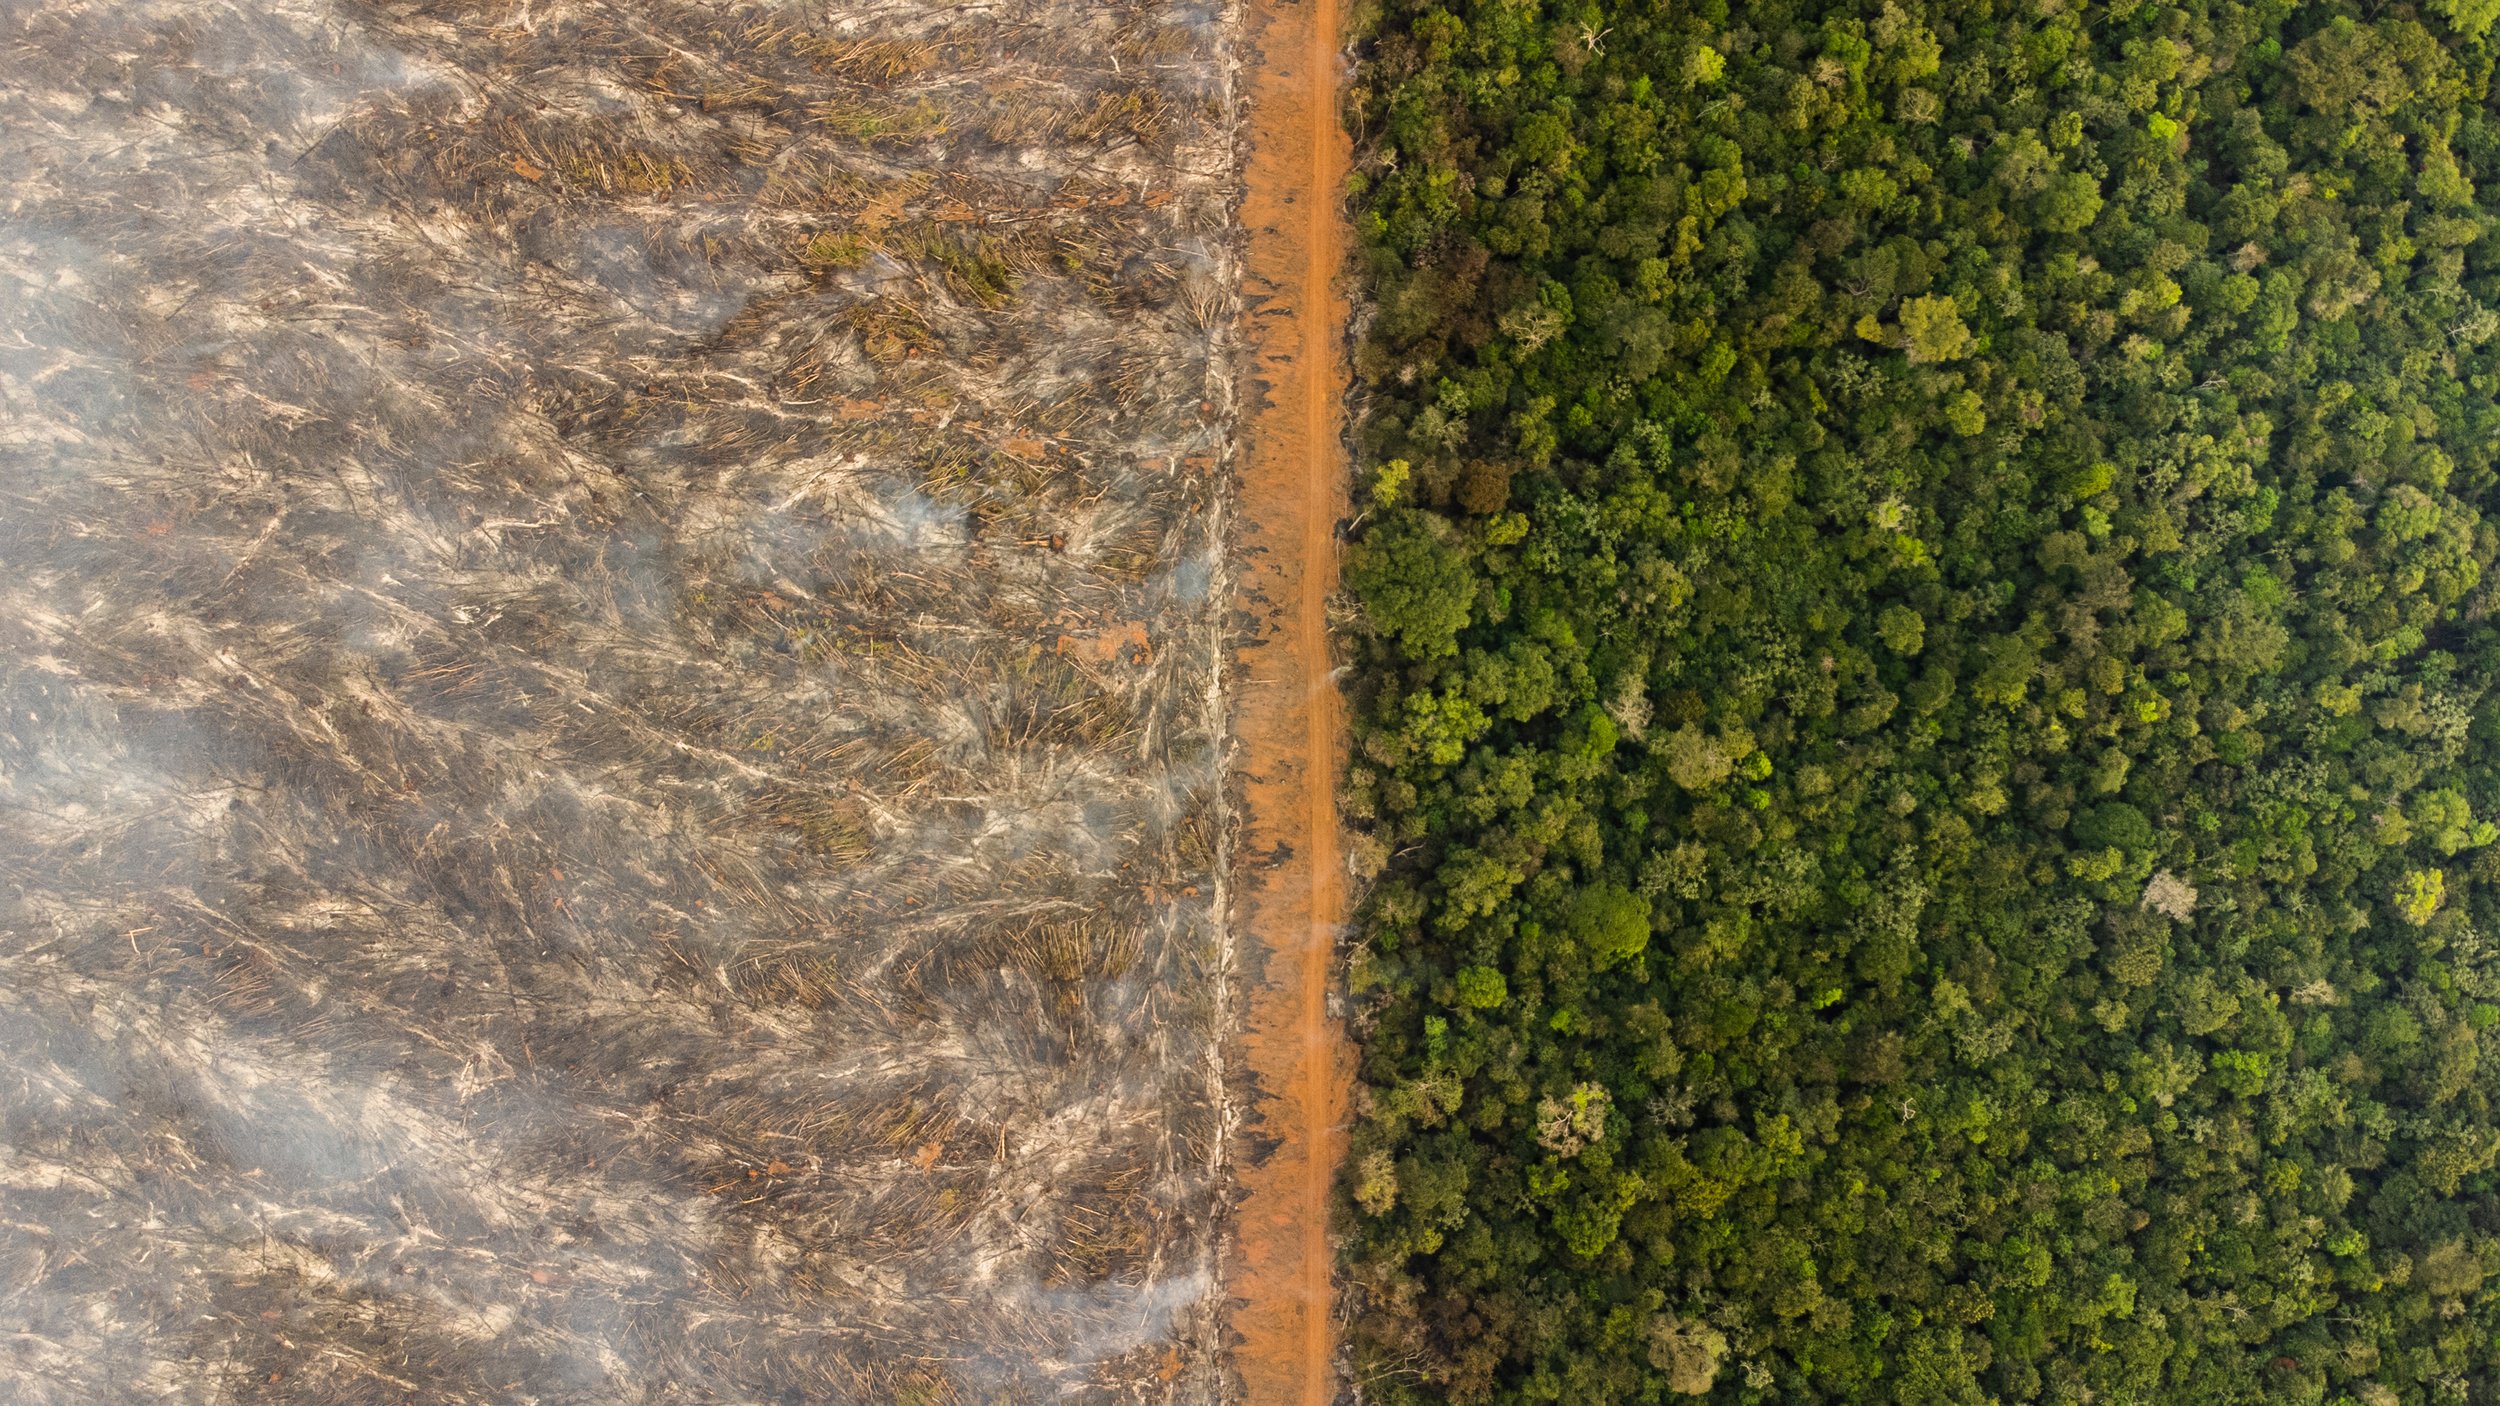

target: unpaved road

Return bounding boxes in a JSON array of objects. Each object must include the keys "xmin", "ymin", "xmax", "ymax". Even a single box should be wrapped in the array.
[{"xmin": 1226, "ymin": 0, "xmax": 1351, "ymax": 1398}]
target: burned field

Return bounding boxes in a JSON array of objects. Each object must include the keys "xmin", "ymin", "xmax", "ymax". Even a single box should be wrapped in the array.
[{"xmin": 0, "ymin": 0, "xmax": 1251, "ymax": 1399}]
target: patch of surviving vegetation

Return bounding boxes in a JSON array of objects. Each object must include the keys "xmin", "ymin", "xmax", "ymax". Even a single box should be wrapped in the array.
[{"xmin": 0, "ymin": 0, "xmax": 1250, "ymax": 1400}]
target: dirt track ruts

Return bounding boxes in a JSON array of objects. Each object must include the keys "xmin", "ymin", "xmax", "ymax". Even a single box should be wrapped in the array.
[{"xmin": 1225, "ymin": 0, "xmax": 1351, "ymax": 1397}]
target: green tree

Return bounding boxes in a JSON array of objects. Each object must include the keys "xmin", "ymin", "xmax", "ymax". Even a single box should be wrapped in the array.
[
  {"xmin": 1346, "ymin": 508, "xmax": 1475, "ymax": 659},
  {"xmin": 1454, "ymin": 965, "xmax": 1508, "ymax": 1008},
  {"xmin": 1564, "ymin": 883, "xmax": 1653, "ymax": 970},
  {"xmin": 1900, "ymin": 294, "xmax": 1973, "ymax": 363},
  {"xmin": 1878, "ymin": 604, "xmax": 1926, "ymax": 655},
  {"xmin": 2396, "ymin": 867, "xmax": 2446, "ymax": 925}
]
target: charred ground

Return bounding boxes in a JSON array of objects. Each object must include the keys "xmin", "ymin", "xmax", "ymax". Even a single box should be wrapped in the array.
[{"xmin": 0, "ymin": 0, "xmax": 1252, "ymax": 1400}]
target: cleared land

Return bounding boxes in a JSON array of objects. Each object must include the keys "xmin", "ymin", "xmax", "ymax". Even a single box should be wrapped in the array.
[{"xmin": 0, "ymin": 0, "xmax": 1266, "ymax": 1400}]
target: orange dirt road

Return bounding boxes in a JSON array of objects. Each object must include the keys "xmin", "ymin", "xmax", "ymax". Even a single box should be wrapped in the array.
[{"xmin": 1226, "ymin": 0, "xmax": 1350, "ymax": 1397}]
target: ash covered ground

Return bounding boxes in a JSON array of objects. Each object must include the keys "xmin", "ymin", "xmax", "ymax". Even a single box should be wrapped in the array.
[{"xmin": 0, "ymin": 0, "xmax": 1248, "ymax": 1400}]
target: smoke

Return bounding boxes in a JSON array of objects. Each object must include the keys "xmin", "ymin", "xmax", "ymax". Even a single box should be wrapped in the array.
[{"xmin": 0, "ymin": 0, "xmax": 1245, "ymax": 1399}]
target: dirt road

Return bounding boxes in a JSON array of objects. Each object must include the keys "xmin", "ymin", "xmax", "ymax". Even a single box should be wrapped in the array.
[{"xmin": 1226, "ymin": 0, "xmax": 1351, "ymax": 1398}]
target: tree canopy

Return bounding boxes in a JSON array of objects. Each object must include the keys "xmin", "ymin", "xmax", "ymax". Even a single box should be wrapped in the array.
[{"xmin": 1336, "ymin": 0, "xmax": 2500, "ymax": 1398}]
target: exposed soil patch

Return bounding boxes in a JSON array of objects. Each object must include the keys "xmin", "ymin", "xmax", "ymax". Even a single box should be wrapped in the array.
[{"xmin": 1221, "ymin": 0, "xmax": 1352, "ymax": 1397}]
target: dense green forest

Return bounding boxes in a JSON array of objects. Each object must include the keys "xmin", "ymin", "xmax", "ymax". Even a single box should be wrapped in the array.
[{"xmin": 1333, "ymin": 0, "xmax": 2500, "ymax": 1398}]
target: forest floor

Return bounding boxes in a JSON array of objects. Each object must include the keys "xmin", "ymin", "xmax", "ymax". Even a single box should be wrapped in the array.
[{"xmin": 1222, "ymin": 0, "xmax": 1352, "ymax": 1397}]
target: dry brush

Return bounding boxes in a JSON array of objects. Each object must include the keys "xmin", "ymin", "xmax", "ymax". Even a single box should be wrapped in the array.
[{"xmin": 0, "ymin": 0, "xmax": 1252, "ymax": 1400}]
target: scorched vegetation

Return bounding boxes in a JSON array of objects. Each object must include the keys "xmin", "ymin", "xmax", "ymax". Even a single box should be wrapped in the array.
[{"xmin": 0, "ymin": 0, "xmax": 1247, "ymax": 1400}]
